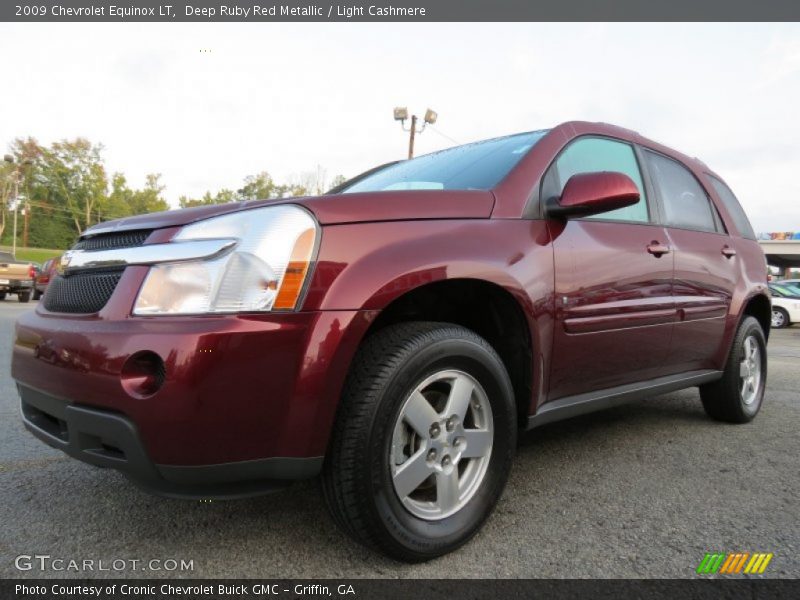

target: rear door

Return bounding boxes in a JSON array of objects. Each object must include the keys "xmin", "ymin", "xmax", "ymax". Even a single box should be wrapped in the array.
[
  {"xmin": 546, "ymin": 137, "xmax": 676, "ymax": 401},
  {"xmin": 642, "ymin": 150, "xmax": 738, "ymax": 372}
]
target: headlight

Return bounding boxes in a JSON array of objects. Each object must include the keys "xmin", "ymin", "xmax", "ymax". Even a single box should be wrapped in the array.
[{"xmin": 133, "ymin": 205, "xmax": 317, "ymax": 315}]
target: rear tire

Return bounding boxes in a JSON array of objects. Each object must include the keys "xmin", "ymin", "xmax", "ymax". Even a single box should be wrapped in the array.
[
  {"xmin": 700, "ymin": 316, "xmax": 766, "ymax": 423},
  {"xmin": 18, "ymin": 291, "xmax": 31, "ymax": 303},
  {"xmin": 0, "ymin": 292, "xmax": 6, "ymax": 301},
  {"xmin": 33, "ymin": 289, "xmax": 43, "ymax": 300},
  {"xmin": 771, "ymin": 307, "xmax": 789, "ymax": 329},
  {"xmin": 322, "ymin": 322, "xmax": 516, "ymax": 562}
]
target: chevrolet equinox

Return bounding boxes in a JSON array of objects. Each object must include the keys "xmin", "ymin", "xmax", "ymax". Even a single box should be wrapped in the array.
[{"xmin": 13, "ymin": 121, "xmax": 770, "ymax": 561}]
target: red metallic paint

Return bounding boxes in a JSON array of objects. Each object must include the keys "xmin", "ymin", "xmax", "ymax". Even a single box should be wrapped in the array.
[
  {"xmin": 78, "ymin": 190, "xmax": 495, "ymax": 234},
  {"xmin": 547, "ymin": 220, "xmax": 675, "ymax": 399},
  {"xmin": 12, "ymin": 120, "xmax": 770, "ymax": 475},
  {"xmin": 13, "ymin": 307, "xmax": 374, "ymax": 464},
  {"xmin": 555, "ymin": 171, "xmax": 640, "ymax": 216}
]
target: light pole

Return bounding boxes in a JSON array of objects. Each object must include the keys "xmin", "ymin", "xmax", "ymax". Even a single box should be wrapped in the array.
[{"xmin": 393, "ymin": 107, "xmax": 438, "ymax": 159}]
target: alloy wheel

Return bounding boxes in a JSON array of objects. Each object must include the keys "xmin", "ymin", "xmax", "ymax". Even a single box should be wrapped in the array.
[
  {"xmin": 739, "ymin": 335, "xmax": 762, "ymax": 406},
  {"xmin": 390, "ymin": 370, "xmax": 494, "ymax": 520}
]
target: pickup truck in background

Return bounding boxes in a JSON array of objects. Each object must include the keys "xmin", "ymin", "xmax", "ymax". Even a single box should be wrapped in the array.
[{"xmin": 0, "ymin": 251, "xmax": 35, "ymax": 302}]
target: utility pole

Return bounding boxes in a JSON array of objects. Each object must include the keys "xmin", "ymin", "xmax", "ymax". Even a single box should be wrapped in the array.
[
  {"xmin": 22, "ymin": 202, "xmax": 30, "ymax": 247},
  {"xmin": 393, "ymin": 107, "xmax": 438, "ymax": 159},
  {"xmin": 3, "ymin": 154, "xmax": 32, "ymax": 257},
  {"xmin": 3, "ymin": 155, "xmax": 19, "ymax": 256},
  {"xmin": 407, "ymin": 114, "xmax": 417, "ymax": 159},
  {"xmin": 12, "ymin": 192, "xmax": 18, "ymax": 256}
]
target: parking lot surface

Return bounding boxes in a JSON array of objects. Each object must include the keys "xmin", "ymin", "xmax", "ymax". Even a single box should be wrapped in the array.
[{"xmin": 1, "ymin": 300, "xmax": 798, "ymax": 578}]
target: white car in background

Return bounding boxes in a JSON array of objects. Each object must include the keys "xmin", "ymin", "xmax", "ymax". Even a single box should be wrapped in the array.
[
  {"xmin": 769, "ymin": 284, "xmax": 800, "ymax": 329},
  {"xmin": 776, "ymin": 279, "xmax": 800, "ymax": 296}
]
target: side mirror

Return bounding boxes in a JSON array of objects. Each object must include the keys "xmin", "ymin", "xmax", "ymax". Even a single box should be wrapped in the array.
[{"xmin": 546, "ymin": 171, "xmax": 640, "ymax": 219}]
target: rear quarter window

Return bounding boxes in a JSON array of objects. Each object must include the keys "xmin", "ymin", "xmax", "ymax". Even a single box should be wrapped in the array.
[{"xmin": 706, "ymin": 175, "xmax": 756, "ymax": 240}]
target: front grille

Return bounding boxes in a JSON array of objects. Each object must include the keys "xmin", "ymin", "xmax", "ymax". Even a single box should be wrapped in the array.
[
  {"xmin": 73, "ymin": 230, "xmax": 151, "ymax": 251},
  {"xmin": 43, "ymin": 229, "xmax": 153, "ymax": 314},
  {"xmin": 43, "ymin": 270, "xmax": 124, "ymax": 313}
]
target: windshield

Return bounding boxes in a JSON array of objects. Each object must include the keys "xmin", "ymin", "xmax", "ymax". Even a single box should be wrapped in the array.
[
  {"xmin": 341, "ymin": 130, "xmax": 548, "ymax": 194},
  {"xmin": 772, "ymin": 284, "xmax": 798, "ymax": 297}
]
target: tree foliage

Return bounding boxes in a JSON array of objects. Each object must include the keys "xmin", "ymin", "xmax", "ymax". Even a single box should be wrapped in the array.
[
  {"xmin": 2, "ymin": 137, "xmax": 344, "ymax": 251},
  {"xmin": 178, "ymin": 166, "xmax": 346, "ymax": 209}
]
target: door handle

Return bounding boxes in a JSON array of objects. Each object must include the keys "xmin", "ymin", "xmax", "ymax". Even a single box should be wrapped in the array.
[
  {"xmin": 647, "ymin": 242, "xmax": 671, "ymax": 257},
  {"xmin": 721, "ymin": 246, "xmax": 737, "ymax": 258}
]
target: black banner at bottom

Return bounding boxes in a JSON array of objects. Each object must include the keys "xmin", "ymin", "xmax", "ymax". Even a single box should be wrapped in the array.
[{"xmin": 2, "ymin": 579, "xmax": 799, "ymax": 600}]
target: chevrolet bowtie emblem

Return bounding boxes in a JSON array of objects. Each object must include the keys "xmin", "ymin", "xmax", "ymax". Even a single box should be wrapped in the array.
[{"xmin": 57, "ymin": 251, "xmax": 73, "ymax": 275}]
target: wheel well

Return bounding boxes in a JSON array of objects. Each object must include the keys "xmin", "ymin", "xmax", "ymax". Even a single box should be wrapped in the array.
[
  {"xmin": 364, "ymin": 279, "xmax": 533, "ymax": 428},
  {"xmin": 743, "ymin": 293, "xmax": 771, "ymax": 340}
]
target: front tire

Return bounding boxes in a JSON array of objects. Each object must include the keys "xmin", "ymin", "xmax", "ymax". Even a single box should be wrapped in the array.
[
  {"xmin": 322, "ymin": 322, "xmax": 516, "ymax": 562},
  {"xmin": 700, "ymin": 316, "xmax": 767, "ymax": 423},
  {"xmin": 17, "ymin": 291, "xmax": 31, "ymax": 303},
  {"xmin": 771, "ymin": 307, "xmax": 789, "ymax": 329}
]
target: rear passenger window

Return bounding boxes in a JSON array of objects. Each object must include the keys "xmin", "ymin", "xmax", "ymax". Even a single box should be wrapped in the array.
[
  {"xmin": 548, "ymin": 137, "xmax": 649, "ymax": 223},
  {"xmin": 707, "ymin": 175, "xmax": 756, "ymax": 240},
  {"xmin": 644, "ymin": 151, "xmax": 718, "ymax": 232}
]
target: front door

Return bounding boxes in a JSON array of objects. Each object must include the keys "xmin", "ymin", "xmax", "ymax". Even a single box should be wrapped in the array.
[{"xmin": 545, "ymin": 137, "xmax": 675, "ymax": 401}]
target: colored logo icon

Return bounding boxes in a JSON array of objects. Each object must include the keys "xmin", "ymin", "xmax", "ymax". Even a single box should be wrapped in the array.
[{"xmin": 696, "ymin": 552, "xmax": 773, "ymax": 574}]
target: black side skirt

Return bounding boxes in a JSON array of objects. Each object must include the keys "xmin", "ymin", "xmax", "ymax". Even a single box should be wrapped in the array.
[{"xmin": 527, "ymin": 370, "xmax": 723, "ymax": 430}]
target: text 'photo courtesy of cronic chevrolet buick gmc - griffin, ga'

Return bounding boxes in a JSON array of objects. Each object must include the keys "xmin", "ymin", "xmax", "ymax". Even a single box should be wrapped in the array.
[{"xmin": 12, "ymin": 122, "xmax": 770, "ymax": 561}]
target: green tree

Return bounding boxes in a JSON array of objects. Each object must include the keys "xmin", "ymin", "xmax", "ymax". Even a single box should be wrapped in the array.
[
  {"xmin": 104, "ymin": 173, "xmax": 169, "ymax": 220},
  {"xmin": 178, "ymin": 191, "xmax": 217, "ymax": 208},
  {"xmin": 105, "ymin": 173, "xmax": 135, "ymax": 220},
  {"xmin": 1, "ymin": 138, "xmax": 79, "ymax": 250},
  {"xmin": 236, "ymin": 172, "xmax": 281, "ymax": 201},
  {"xmin": 131, "ymin": 174, "xmax": 169, "ymax": 214},
  {"xmin": 0, "ymin": 158, "xmax": 15, "ymax": 240},
  {"xmin": 329, "ymin": 174, "xmax": 347, "ymax": 190},
  {"xmin": 42, "ymin": 138, "xmax": 108, "ymax": 234}
]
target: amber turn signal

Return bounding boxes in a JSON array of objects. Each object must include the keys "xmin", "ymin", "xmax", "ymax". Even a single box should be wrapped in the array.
[{"xmin": 273, "ymin": 228, "xmax": 316, "ymax": 310}]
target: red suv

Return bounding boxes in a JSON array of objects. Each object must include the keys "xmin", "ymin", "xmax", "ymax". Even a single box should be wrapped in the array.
[{"xmin": 13, "ymin": 122, "xmax": 770, "ymax": 561}]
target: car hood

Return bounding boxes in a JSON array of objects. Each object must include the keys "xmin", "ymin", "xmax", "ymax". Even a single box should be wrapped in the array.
[{"xmin": 81, "ymin": 190, "xmax": 495, "ymax": 236}]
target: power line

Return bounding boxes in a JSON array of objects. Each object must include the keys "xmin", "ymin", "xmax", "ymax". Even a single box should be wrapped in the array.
[
  {"xmin": 20, "ymin": 200, "xmax": 131, "ymax": 221},
  {"xmin": 427, "ymin": 125, "xmax": 461, "ymax": 146}
]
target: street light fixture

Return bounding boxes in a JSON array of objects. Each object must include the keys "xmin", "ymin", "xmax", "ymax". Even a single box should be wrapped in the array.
[{"xmin": 393, "ymin": 106, "xmax": 438, "ymax": 159}]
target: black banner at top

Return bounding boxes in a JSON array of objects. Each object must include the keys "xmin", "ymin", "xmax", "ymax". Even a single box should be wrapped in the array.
[{"xmin": 2, "ymin": 0, "xmax": 800, "ymax": 22}]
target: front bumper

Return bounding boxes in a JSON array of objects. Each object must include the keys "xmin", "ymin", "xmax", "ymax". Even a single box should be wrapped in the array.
[
  {"xmin": 12, "ymin": 306, "xmax": 375, "ymax": 497},
  {"xmin": 19, "ymin": 384, "xmax": 320, "ymax": 498}
]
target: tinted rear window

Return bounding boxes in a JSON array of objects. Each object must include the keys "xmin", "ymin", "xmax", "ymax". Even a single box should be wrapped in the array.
[
  {"xmin": 341, "ymin": 130, "xmax": 548, "ymax": 194},
  {"xmin": 707, "ymin": 175, "xmax": 756, "ymax": 240}
]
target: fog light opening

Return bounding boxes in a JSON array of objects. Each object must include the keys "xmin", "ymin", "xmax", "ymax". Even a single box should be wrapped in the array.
[{"xmin": 121, "ymin": 351, "xmax": 166, "ymax": 398}]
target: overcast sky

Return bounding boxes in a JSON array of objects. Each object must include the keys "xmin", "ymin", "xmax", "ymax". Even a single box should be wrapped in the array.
[{"xmin": 1, "ymin": 22, "xmax": 798, "ymax": 231}]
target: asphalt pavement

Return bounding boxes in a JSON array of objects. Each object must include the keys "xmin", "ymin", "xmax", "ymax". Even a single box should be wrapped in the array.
[{"xmin": 0, "ymin": 299, "xmax": 798, "ymax": 578}]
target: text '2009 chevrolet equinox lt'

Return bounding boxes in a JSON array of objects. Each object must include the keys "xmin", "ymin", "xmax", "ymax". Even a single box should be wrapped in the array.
[{"xmin": 13, "ymin": 121, "xmax": 770, "ymax": 561}]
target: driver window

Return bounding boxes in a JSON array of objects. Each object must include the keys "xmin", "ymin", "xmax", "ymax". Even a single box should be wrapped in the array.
[{"xmin": 548, "ymin": 137, "xmax": 649, "ymax": 223}]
